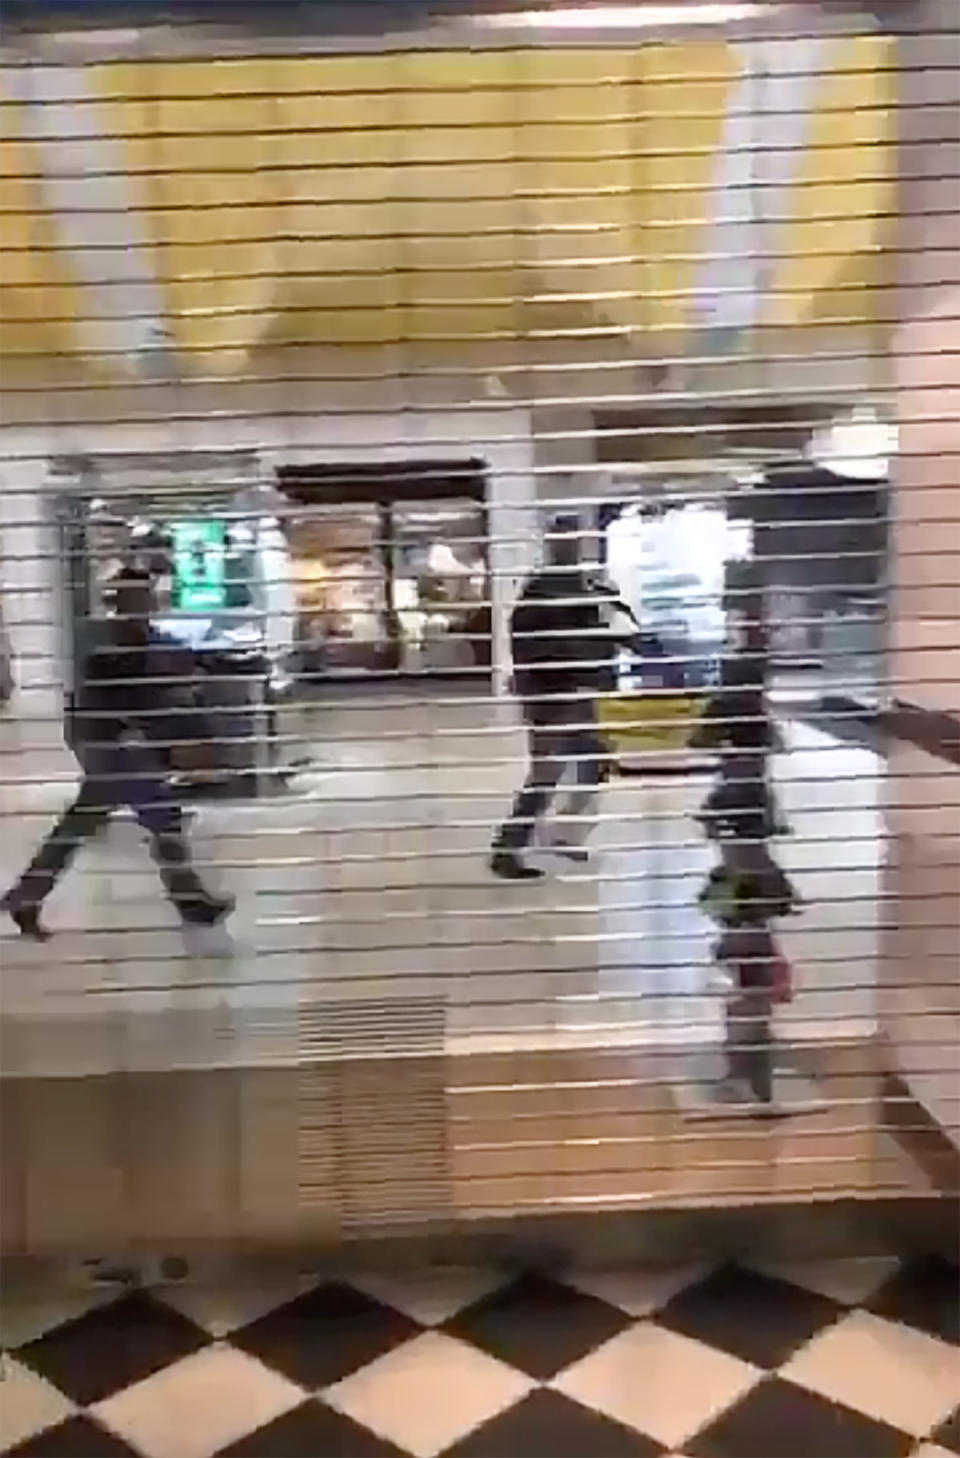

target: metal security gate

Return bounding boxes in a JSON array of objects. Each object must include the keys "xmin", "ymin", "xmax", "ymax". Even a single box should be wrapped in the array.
[{"xmin": 0, "ymin": 0, "xmax": 957, "ymax": 1262}]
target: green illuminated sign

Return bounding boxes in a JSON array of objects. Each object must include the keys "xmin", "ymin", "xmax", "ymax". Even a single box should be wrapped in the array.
[{"xmin": 170, "ymin": 520, "xmax": 227, "ymax": 611}]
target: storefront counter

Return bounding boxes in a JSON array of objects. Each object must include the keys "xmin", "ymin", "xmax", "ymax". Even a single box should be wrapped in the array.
[{"xmin": 600, "ymin": 688, "xmax": 718, "ymax": 775}]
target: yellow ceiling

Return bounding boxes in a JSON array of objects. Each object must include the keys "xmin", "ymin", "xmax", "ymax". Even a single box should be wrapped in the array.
[{"xmin": 0, "ymin": 35, "xmax": 893, "ymax": 381}]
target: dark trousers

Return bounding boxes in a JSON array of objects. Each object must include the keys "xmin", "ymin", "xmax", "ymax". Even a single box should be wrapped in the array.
[
  {"xmin": 494, "ymin": 697, "xmax": 606, "ymax": 854},
  {"xmin": 6, "ymin": 741, "xmax": 209, "ymax": 913}
]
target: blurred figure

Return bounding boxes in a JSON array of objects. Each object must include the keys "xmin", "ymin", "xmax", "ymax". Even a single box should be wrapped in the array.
[
  {"xmin": 0, "ymin": 601, "xmax": 14, "ymax": 707},
  {"xmin": 690, "ymin": 653, "xmax": 788, "ymax": 839},
  {"xmin": 2, "ymin": 568, "xmax": 233, "ymax": 940},
  {"xmin": 581, "ymin": 567, "xmax": 643, "ymax": 693},
  {"xmin": 491, "ymin": 518, "xmax": 636, "ymax": 880}
]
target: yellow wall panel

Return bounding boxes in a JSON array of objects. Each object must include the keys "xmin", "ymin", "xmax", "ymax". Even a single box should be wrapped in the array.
[
  {"xmin": 272, "ymin": 50, "xmax": 633, "ymax": 349},
  {"xmin": 93, "ymin": 59, "xmax": 284, "ymax": 371},
  {"xmin": 629, "ymin": 42, "xmax": 738, "ymax": 337},
  {"xmin": 0, "ymin": 41, "xmax": 892, "ymax": 378},
  {"xmin": 515, "ymin": 51, "xmax": 637, "ymax": 338},
  {"xmin": 765, "ymin": 35, "xmax": 895, "ymax": 329},
  {"xmin": 0, "ymin": 90, "xmax": 86, "ymax": 367}
]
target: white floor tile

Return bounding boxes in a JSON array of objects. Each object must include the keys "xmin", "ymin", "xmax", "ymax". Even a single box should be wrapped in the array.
[
  {"xmin": 782, "ymin": 1309, "xmax": 960, "ymax": 1437},
  {"xmin": 350, "ymin": 1267, "xmax": 505, "ymax": 1326},
  {"xmin": 565, "ymin": 1264, "xmax": 711, "ymax": 1318},
  {"xmin": 157, "ymin": 1272, "xmax": 310, "ymax": 1338},
  {"xmin": 324, "ymin": 1330, "xmax": 534, "ymax": 1458},
  {"xmin": 92, "ymin": 1344, "xmax": 305, "ymax": 1458},
  {"xmin": 551, "ymin": 1321, "xmax": 761, "ymax": 1450},
  {"xmin": 0, "ymin": 1356, "xmax": 74, "ymax": 1452},
  {"xmin": 750, "ymin": 1256, "xmax": 900, "ymax": 1307}
]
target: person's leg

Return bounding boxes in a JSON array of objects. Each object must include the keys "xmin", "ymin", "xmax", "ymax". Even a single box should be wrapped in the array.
[
  {"xmin": 123, "ymin": 745, "xmax": 233, "ymax": 925},
  {"xmin": 149, "ymin": 829, "xmax": 232, "ymax": 925},
  {"xmin": 550, "ymin": 704, "xmax": 606, "ymax": 859},
  {"xmin": 491, "ymin": 716, "xmax": 567, "ymax": 877},
  {"xmin": 2, "ymin": 775, "xmax": 114, "ymax": 938}
]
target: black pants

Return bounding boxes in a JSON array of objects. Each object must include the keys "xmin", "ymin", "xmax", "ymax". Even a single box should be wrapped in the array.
[
  {"xmin": 494, "ymin": 698, "xmax": 606, "ymax": 854},
  {"xmin": 6, "ymin": 741, "xmax": 210, "ymax": 913}
]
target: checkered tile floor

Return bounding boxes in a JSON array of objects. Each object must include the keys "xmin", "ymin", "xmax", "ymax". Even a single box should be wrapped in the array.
[{"xmin": 2, "ymin": 1255, "xmax": 957, "ymax": 1457}]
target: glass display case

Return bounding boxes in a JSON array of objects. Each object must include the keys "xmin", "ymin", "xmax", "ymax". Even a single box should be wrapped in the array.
[
  {"xmin": 290, "ymin": 507, "xmax": 394, "ymax": 677},
  {"xmin": 285, "ymin": 493, "xmax": 491, "ymax": 680},
  {"xmin": 58, "ymin": 490, "xmax": 285, "ymax": 795},
  {"xmin": 391, "ymin": 501, "xmax": 489, "ymax": 673}
]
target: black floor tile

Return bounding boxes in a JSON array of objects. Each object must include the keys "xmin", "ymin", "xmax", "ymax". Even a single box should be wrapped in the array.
[
  {"xmin": 230, "ymin": 1281, "xmax": 421, "ymax": 1389},
  {"xmin": 655, "ymin": 1264, "xmax": 843, "ymax": 1369},
  {"xmin": 13, "ymin": 1292, "xmax": 210, "ymax": 1406},
  {"xmin": 685, "ymin": 1377, "xmax": 914, "ymax": 1458},
  {"xmin": 866, "ymin": 1255, "xmax": 960, "ymax": 1345},
  {"xmin": 440, "ymin": 1388, "xmax": 666, "ymax": 1457},
  {"xmin": 4, "ymin": 1416, "xmax": 141, "ymax": 1457},
  {"xmin": 442, "ymin": 1272, "xmax": 632, "ymax": 1380},
  {"xmin": 214, "ymin": 1399, "xmax": 408, "ymax": 1457},
  {"xmin": 933, "ymin": 1405, "xmax": 960, "ymax": 1454}
]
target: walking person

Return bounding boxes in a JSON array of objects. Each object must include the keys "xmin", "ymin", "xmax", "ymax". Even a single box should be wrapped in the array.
[
  {"xmin": 0, "ymin": 600, "xmax": 14, "ymax": 708},
  {"xmin": 490, "ymin": 517, "xmax": 638, "ymax": 881},
  {"xmin": 2, "ymin": 567, "xmax": 233, "ymax": 940},
  {"xmin": 690, "ymin": 653, "xmax": 788, "ymax": 839}
]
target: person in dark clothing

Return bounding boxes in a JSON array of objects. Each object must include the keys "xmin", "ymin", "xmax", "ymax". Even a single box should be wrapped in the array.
[
  {"xmin": 2, "ymin": 568, "xmax": 233, "ymax": 940},
  {"xmin": 690, "ymin": 654, "xmax": 787, "ymax": 839},
  {"xmin": 0, "ymin": 601, "xmax": 14, "ymax": 706},
  {"xmin": 490, "ymin": 519, "xmax": 637, "ymax": 881}
]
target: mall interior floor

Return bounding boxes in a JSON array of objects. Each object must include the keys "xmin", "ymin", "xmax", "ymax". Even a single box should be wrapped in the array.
[
  {"xmin": 0, "ymin": 695, "xmax": 883, "ymax": 1074},
  {"xmin": 1, "ymin": 694, "xmax": 928, "ymax": 1233}
]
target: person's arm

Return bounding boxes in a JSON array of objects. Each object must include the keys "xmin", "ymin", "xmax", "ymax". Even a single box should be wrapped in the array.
[
  {"xmin": 586, "ymin": 576, "xmax": 641, "ymax": 639},
  {"xmin": 610, "ymin": 594, "xmax": 641, "ymax": 636},
  {"xmin": 608, "ymin": 601, "xmax": 641, "ymax": 644}
]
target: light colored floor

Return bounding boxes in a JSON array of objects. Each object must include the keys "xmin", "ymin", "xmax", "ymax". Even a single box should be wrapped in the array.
[{"xmin": 0, "ymin": 697, "xmax": 882, "ymax": 1076}]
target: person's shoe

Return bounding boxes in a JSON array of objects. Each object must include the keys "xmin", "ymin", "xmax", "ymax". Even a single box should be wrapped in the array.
[
  {"xmin": 551, "ymin": 840, "xmax": 590, "ymax": 864},
  {"xmin": 178, "ymin": 893, "xmax": 235, "ymax": 927},
  {"xmin": 489, "ymin": 852, "xmax": 543, "ymax": 881},
  {"xmin": 1, "ymin": 895, "xmax": 51, "ymax": 942}
]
